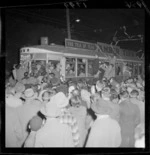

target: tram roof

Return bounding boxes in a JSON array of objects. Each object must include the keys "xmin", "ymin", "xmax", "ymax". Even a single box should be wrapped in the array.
[{"xmin": 21, "ymin": 44, "xmax": 143, "ymax": 62}]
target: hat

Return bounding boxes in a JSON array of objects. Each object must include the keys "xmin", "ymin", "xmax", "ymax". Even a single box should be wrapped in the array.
[
  {"xmin": 40, "ymin": 92, "xmax": 69, "ymax": 117},
  {"xmin": 68, "ymin": 85, "xmax": 75, "ymax": 94},
  {"xmin": 29, "ymin": 115, "xmax": 43, "ymax": 131},
  {"xmin": 24, "ymin": 88, "xmax": 37, "ymax": 99},
  {"xmin": 91, "ymin": 97, "xmax": 113, "ymax": 115},
  {"xmin": 6, "ymin": 96, "xmax": 23, "ymax": 108},
  {"xmin": 14, "ymin": 82, "xmax": 25, "ymax": 93}
]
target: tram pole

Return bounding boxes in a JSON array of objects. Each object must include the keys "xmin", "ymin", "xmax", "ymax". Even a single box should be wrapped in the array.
[{"xmin": 66, "ymin": 8, "xmax": 71, "ymax": 39}]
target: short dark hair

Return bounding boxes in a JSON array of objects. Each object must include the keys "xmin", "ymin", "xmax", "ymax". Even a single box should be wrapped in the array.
[
  {"xmin": 119, "ymin": 91, "xmax": 129, "ymax": 99},
  {"xmin": 130, "ymin": 89, "xmax": 139, "ymax": 97}
]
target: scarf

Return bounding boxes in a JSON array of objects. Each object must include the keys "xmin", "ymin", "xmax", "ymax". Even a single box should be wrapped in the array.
[{"xmin": 58, "ymin": 110, "xmax": 80, "ymax": 147}]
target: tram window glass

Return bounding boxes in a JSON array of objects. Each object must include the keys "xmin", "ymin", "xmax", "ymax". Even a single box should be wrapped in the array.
[
  {"xmin": 65, "ymin": 58, "xmax": 76, "ymax": 77},
  {"xmin": 88, "ymin": 60, "xmax": 94, "ymax": 76},
  {"xmin": 77, "ymin": 58, "xmax": 86, "ymax": 77},
  {"xmin": 31, "ymin": 60, "xmax": 46, "ymax": 76}
]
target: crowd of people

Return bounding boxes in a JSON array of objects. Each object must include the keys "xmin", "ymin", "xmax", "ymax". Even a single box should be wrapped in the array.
[{"xmin": 5, "ymin": 59, "xmax": 145, "ymax": 148}]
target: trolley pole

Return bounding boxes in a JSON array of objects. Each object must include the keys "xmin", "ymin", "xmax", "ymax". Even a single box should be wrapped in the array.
[{"xmin": 66, "ymin": 8, "xmax": 71, "ymax": 39}]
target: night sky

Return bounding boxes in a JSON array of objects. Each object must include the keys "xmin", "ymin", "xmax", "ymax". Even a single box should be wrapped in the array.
[{"xmin": 4, "ymin": 8, "xmax": 144, "ymax": 71}]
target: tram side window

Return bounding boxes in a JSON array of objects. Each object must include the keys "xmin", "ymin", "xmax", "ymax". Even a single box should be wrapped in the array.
[
  {"xmin": 77, "ymin": 58, "xmax": 86, "ymax": 77},
  {"xmin": 88, "ymin": 60, "xmax": 94, "ymax": 76},
  {"xmin": 65, "ymin": 58, "xmax": 76, "ymax": 77}
]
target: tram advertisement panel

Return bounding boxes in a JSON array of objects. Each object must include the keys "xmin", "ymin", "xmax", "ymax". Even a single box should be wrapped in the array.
[{"xmin": 65, "ymin": 39, "xmax": 97, "ymax": 51}]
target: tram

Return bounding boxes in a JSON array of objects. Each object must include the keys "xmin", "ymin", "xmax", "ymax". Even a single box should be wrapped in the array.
[{"xmin": 19, "ymin": 38, "xmax": 144, "ymax": 81}]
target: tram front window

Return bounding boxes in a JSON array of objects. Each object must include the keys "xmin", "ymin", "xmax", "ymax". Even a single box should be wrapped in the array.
[{"xmin": 31, "ymin": 60, "xmax": 46, "ymax": 76}]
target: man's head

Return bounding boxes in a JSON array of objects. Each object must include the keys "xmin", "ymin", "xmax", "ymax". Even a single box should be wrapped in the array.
[
  {"xmin": 119, "ymin": 90, "xmax": 129, "ymax": 100},
  {"xmin": 130, "ymin": 89, "xmax": 139, "ymax": 98}
]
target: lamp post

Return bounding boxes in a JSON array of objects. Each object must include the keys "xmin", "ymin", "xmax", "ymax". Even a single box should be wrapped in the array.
[{"xmin": 66, "ymin": 8, "xmax": 71, "ymax": 39}]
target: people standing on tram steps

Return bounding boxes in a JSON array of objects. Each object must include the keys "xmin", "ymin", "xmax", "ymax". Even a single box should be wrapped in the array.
[
  {"xmin": 85, "ymin": 92, "xmax": 121, "ymax": 147},
  {"xmin": 118, "ymin": 91, "xmax": 141, "ymax": 147}
]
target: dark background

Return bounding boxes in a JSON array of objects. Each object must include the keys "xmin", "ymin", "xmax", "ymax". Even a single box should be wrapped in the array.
[{"xmin": 3, "ymin": 3, "xmax": 145, "ymax": 72}]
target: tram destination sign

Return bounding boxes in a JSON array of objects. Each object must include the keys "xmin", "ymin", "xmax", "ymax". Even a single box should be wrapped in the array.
[{"xmin": 65, "ymin": 39, "xmax": 97, "ymax": 51}]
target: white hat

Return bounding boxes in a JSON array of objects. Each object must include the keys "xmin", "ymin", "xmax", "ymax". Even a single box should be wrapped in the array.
[
  {"xmin": 68, "ymin": 85, "xmax": 75, "ymax": 94},
  {"xmin": 24, "ymin": 88, "xmax": 37, "ymax": 99},
  {"xmin": 40, "ymin": 92, "xmax": 69, "ymax": 117},
  {"xmin": 6, "ymin": 96, "xmax": 23, "ymax": 108},
  {"xmin": 56, "ymin": 92, "xmax": 69, "ymax": 108}
]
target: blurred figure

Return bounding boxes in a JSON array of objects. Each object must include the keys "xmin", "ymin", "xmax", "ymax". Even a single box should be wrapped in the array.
[
  {"xmin": 5, "ymin": 105, "xmax": 23, "ymax": 147},
  {"xmin": 35, "ymin": 92, "xmax": 79, "ymax": 147},
  {"xmin": 119, "ymin": 91, "xmax": 140, "ymax": 147},
  {"xmin": 86, "ymin": 92, "xmax": 121, "ymax": 147}
]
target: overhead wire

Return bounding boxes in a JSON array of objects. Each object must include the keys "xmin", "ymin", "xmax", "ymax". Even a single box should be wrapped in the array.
[
  {"xmin": 7, "ymin": 9, "xmax": 105, "ymax": 37},
  {"xmin": 7, "ymin": 9, "xmax": 102, "ymax": 33},
  {"xmin": 6, "ymin": 9, "xmax": 67, "ymax": 27}
]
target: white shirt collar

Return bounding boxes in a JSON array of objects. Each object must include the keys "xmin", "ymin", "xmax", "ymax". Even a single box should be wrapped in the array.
[{"xmin": 96, "ymin": 114, "xmax": 110, "ymax": 120}]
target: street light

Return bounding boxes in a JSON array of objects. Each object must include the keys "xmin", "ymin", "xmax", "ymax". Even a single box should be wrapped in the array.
[{"xmin": 75, "ymin": 18, "xmax": 80, "ymax": 23}]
